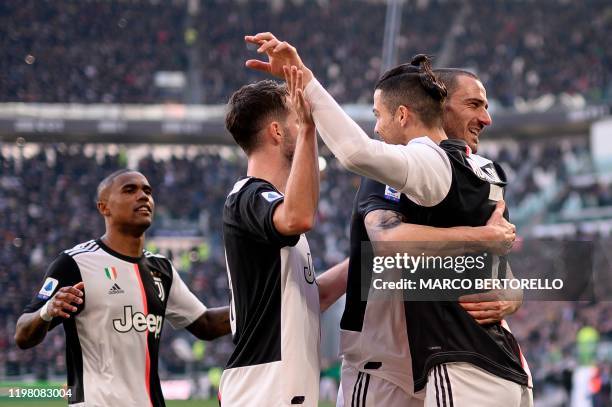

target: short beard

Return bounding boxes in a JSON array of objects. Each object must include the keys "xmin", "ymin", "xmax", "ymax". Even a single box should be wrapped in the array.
[
  {"xmin": 442, "ymin": 118, "xmax": 462, "ymax": 141},
  {"xmin": 281, "ymin": 126, "xmax": 296, "ymax": 165}
]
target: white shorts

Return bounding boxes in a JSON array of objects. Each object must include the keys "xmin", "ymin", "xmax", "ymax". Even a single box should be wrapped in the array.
[
  {"xmin": 424, "ymin": 362, "xmax": 533, "ymax": 407},
  {"xmin": 337, "ymin": 364, "xmax": 424, "ymax": 407}
]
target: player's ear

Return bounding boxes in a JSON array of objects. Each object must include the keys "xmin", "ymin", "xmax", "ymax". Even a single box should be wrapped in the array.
[
  {"xmin": 397, "ymin": 105, "xmax": 412, "ymax": 127},
  {"xmin": 266, "ymin": 121, "xmax": 283, "ymax": 146},
  {"xmin": 97, "ymin": 200, "xmax": 111, "ymax": 217}
]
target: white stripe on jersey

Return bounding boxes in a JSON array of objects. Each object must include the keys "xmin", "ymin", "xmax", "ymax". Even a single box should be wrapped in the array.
[
  {"xmin": 229, "ymin": 178, "xmax": 250, "ymax": 195},
  {"xmin": 65, "ymin": 240, "xmax": 98, "ymax": 256},
  {"xmin": 144, "ymin": 250, "xmax": 165, "ymax": 259}
]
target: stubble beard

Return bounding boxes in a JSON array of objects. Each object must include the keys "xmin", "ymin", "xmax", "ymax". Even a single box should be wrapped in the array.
[{"xmin": 281, "ymin": 126, "xmax": 296, "ymax": 166}]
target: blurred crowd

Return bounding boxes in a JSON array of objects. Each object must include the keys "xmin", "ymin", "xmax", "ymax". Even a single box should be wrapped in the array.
[
  {"xmin": 452, "ymin": 0, "xmax": 612, "ymax": 107},
  {"xmin": 478, "ymin": 137, "xmax": 612, "ymax": 230},
  {"xmin": 1, "ymin": 0, "xmax": 610, "ymax": 106},
  {"xmin": 1, "ymin": 1, "xmax": 187, "ymax": 103}
]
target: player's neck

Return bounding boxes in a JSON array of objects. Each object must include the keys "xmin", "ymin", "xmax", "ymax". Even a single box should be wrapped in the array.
[
  {"xmin": 101, "ymin": 231, "xmax": 145, "ymax": 259},
  {"xmin": 246, "ymin": 155, "xmax": 290, "ymax": 193},
  {"xmin": 403, "ymin": 125, "xmax": 447, "ymax": 145}
]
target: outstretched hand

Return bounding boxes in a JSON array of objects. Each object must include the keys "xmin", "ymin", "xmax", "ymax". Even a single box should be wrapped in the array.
[
  {"xmin": 284, "ymin": 65, "xmax": 314, "ymax": 129},
  {"xmin": 245, "ymin": 32, "xmax": 313, "ymax": 84}
]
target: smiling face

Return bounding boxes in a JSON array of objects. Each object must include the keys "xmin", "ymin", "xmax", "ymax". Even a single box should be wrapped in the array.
[
  {"xmin": 442, "ymin": 75, "xmax": 492, "ymax": 153},
  {"xmin": 98, "ymin": 171, "xmax": 154, "ymax": 236}
]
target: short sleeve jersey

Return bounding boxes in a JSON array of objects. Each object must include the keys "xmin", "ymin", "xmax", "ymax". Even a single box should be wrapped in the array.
[
  {"xmin": 24, "ymin": 239, "xmax": 207, "ymax": 407},
  {"xmin": 220, "ymin": 177, "xmax": 320, "ymax": 407}
]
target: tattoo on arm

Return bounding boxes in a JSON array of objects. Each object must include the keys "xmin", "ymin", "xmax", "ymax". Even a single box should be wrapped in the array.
[
  {"xmin": 364, "ymin": 209, "xmax": 407, "ymax": 241},
  {"xmin": 377, "ymin": 211, "xmax": 405, "ymax": 229}
]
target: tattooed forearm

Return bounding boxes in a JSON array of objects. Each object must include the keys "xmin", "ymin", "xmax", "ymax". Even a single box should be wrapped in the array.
[
  {"xmin": 364, "ymin": 210, "xmax": 408, "ymax": 243},
  {"xmin": 377, "ymin": 211, "xmax": 404, "ymax": 229}
]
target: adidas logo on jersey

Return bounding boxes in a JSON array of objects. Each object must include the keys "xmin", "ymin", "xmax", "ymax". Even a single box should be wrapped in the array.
[{"xmin": 108, "ymin": 283, "xmax": 125, "ymax": 295}]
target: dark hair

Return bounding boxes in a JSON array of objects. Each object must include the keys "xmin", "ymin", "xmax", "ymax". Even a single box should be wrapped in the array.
[
  {"xmin": 433, "ymin": 68, "xmax": 479, "ymax": 96},
  {"xmin": 96, "ymin": 169, "xmax": 137, "ymax": 201},
  {"xmin": 375, "ymin": 54, "xmax": 447, "ymax": 128},
  {"xmin": 225, "ymin": 80, "xmax": 289, "ymax": 155}
]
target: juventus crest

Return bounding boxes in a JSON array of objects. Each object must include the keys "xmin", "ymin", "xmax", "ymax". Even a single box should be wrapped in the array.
[
  {"xmin": 153, "ymin": 276, "xmax": 165, "ymax": 302},
  {"xmin": 304, "ymin": 253, "xmax": 315, "ymax": 284}
]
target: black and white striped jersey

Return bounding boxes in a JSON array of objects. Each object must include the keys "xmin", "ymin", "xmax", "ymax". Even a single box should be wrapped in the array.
[
  {"xmin": 341, "ymin": 139, "xmax": 531, "ymax": 394},
  {"xmin": 404, "ymin": 139, "xmax": 529, "ymax": 391},
  {"xmin": 220, "ymin": 177, "xmax": 320, "ymax": 407},
  {"xmin": 24, "ymin": 239, "xmax": 207, "ymax": 407},
  {"xmin": 341, "ymin": 177, "xmax": 422, "ymax": 395},
  {"xmin": 301, "ymin": 77, "xmax": 530, "ymax": 392}
]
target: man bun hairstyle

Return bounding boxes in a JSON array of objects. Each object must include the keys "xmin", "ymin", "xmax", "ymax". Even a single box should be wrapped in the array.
[
  {"xmin": 410, "ymin": 54, "xmax": 447, "ymax": 101},
  {"xmin": 375, "ymin": 54, "xmax": 446, "ymax": 128},
  {"xmin": 225, "ymin": 80, "xmax": 289, "ymax": 155}
]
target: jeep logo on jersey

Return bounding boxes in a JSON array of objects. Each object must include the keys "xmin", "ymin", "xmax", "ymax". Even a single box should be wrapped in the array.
[
  {"xmin": 304, "ymin": 253, "xmax": 315, "ymax": 284},
  {"xmin": 113, "ymin": 306, "xmax": 163, "ymax": 338},
  {"xmin": 153, "ymin": 276, "xmax": 165, "ymax": 302}
]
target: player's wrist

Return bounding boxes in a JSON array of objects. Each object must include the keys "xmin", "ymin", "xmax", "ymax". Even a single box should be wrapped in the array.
[
  {"xmin": 470, "ymin": 226, "xmax": 493, "ymax": 250},
  {"xmin": 299, "ymin": 121, "xmax": 316, "ymax": 134},
  {"xmin": 39, "ymin": 301, "xmax": 53, "ymax": 322},
  {"xmin": 301, "ymin": 67, "xmax": 314, "ymax": 86}
]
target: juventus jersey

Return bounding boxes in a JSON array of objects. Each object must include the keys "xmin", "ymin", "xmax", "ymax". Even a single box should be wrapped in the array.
[
  {"xmin": 341, "ymin": 141, "xmax": 531, "ymax": 395},
  {"xmin": 404, "ymin": 139, "xmax": 529, "ymax": 391},
  {"xmin": 341, "ymin": 177, "xmax": 422, "ymax": 395},
  {"xmin": 220, "ymin": 177, "xmax": 320, "ymax": 407},
  {"xmin": 24, "ymin": 239, "xmax": 207, "ymax": 407}
]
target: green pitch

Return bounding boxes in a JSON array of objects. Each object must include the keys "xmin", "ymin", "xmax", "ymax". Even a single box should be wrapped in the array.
[
  {"xmin": 0, "ymin": 383, "xmax": 334, "ymax": 406},
  {"xmin": 0, "ymin": 400, "xmax": 335, "ymax": 407}
]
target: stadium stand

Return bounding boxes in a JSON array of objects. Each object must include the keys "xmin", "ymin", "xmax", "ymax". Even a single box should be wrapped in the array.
[
  {"xmin": 447, "ymin": 0, "xmax": 612, "ymax": 107},
  {"xmin": 1, "ymin": 0, "xmax": 610, "ymax": 106}
]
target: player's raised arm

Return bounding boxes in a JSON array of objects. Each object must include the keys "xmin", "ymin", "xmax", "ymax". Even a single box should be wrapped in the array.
[
  {"xmin": 271, "ymin": 65, "xmax": 319, "ymax": 235},
  {"xmin": 245, "ymin": 33, "xmax": 451, "ymax": 206}
]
